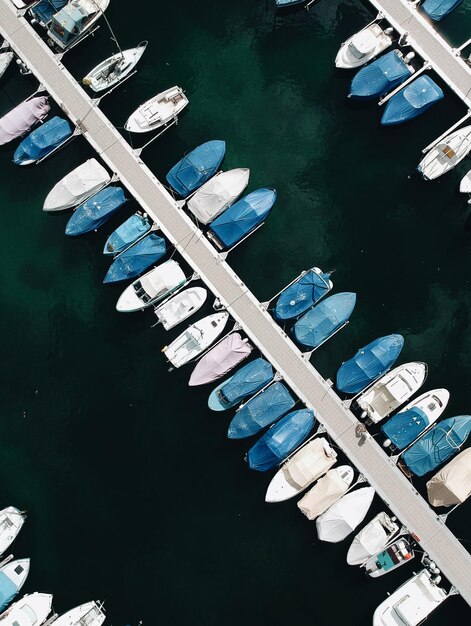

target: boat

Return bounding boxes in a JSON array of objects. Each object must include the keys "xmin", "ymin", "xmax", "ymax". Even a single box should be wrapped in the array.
[
  {"xmin": 43, "ymin": 158, "xmax": 110, "ymax": 211},
  {"xmin": 103, "ymin": 233, "xmax": 166, "ymax": 283},
  {"xmin": 273, "ymin": 267, "xmax": 333, "ymax": 321},
  {"xmin": 0, "ymin": 593, "xmax": 53, "ymax": 626},
  {"xmin": 52, "ymin": 601, "xmax": 105, "ymax": 626},
  {"xmin": 0, "ymin": 508, "xmax": 25, "ymax": 555},
  {"xmin": 336, "ymin": 334, "xmax": 404, "ymax": 395},
  {"xmin": 116, "ymin": 259, "xmax": 186, "ymax": 313},
  {"xmin": 335, "ymin": 21, "xmax": 394, "ymax": 69},
  {"xmin": 125, "ymin": 86, "xmax": 188, "ymax": 133},
  {"xmin": 293, "ymin": 292, "xmax": 356, "ymax": 349},
  {"xmin": 166, "ymin": 140, "xmax": 226, "ymax": 198},
  {"xmin": 422, "ymin": 0, "xmax": 462, "ymax": 21},
  {"xmin": 356, "ymin": 362, "xmax": 427, "ymax": 424},
  {"xmin": 460, "ymin": 169, "xmax": 471, "ymax": 193},
  {"xmin": 0, "ymin": 96, "xmax": 50, "ymax": 146},
  {"xmin": 372, "ymin": 568, "xmax": 448, "ymax": 626},
  {"xmin": 402, "ymin": 415, "xmax": 471, "ymax": 476},
  {"xmin": 65, "ymin": 186, "xmax": 126, "ymax": 236},
  {"xmin": 103, "ymin": 212, "xmax": 151, "ymax": 255},
  {"xmin": 365, "ymin": 538, "xmax": 415, "ymax": 577},
  {"xmin": 316, "ymin": 486, "xmax": 375, "ymax": 542},
  {"xmin": 247, "ymin": 409, "xmax": 315, "ymax": 472},
  {"xmin": 83, "ymin": 41, "xmax": 147, "ymax": 92},
  {"xmin": 346, "ymin": 512, "xmax": 399, "ymax": 566},
  {"xmin": 47, "ymin": 0, "xmax": 110, "ymax": 51},
  {"xmin": 11, "ymin": 0, "xmax": 41, "ymax": 7},
  {"xmin": 208, "ymin": 357, "xmax": 273, "ymax": 411},
  {"xmin": 265, "ymin": 437, "xmax": 337, "ymax": 502},
  {"xmin": 275, "ymin": 0, "xmax": 307, "ymax": 7},
  {"xmin": 381, "ymin": 75, "xmax": 444, "ymax": 126},
  {"xmin": 426, "ymin": 447, "xmax": 471, "ymax": 507},
  {"xmin": 297, "ymin": 465, "xmax": 354, "ymax": 520},
  {"xmin": 381, "ymin": 388, "xmax": 449, "ymax": 450},
  {"xmin": 348, "ymin": 50, "xmax": 415, "ymax": 100},
  {"xmin": 418, "ymin": 125, "xmax": 471, "ymax": 180},
  {"xmin": 13, "ymin": 116, "xmax": 72, "ymax": 165},
  {"xmin": 30, "ymin": 0, "xmax": 67, "ymax": 26},
  {"xmin": 0, "ymin": 46, "xmax": 14, "ymax": 80},
  {"xmin": 162, "ymin": 313, "xmax": 229, "ymax": 368},
  {"xmin": 154, "ymin": 287, "xmax": 207, "ymax": 331},
  {"xmin": 186, "ymin": 168, "xmax": 250, "ymax": 224},
  {"xmin": 227, "ymin": 381, "xmax": 295, "ymax": 439},
  {"xmin": 188, "ymin": 332, "xmax": 253, "ymax": 386},
  {"xmin": 0, "ymin": 559, "xmax": 30, "ymax": 612}
]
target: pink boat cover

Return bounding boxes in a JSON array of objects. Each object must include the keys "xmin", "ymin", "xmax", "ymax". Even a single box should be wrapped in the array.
[
  {"xmin": 188, "ymin": 332, "xmax": 253, "ymax": 386},
  {"xmin": 0, "ymin": 96, "xmax": 50, "ymax": 146}
]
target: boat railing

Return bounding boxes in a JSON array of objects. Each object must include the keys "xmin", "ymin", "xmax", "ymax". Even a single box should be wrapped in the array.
[{"xmin": 133, "ymin": 117, "xmax": 179, "ymax": 157}]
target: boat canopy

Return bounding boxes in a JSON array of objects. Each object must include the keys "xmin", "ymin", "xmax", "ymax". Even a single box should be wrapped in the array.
[
  {"xmin": 208, "ymin": 188, "xmax": 276, "ymax": 250},
  {"xmin": 166, "ymin": 140, "xmax": 226, "ymax": 198},
  {"xmin": 349, "ymin": 51, "xmax": 412, "ymax": 100},
  {"xmin": 189, "ymin": 332, "xmax": 253, "ymax": 386},
  {"xmin": 141, "ymin": 261, "xmax": 185, "ymax": 299},
  {"xmin": 227, "ymin": 381, "xmax": 295, "ymax": 439},
  {"xmin": 298, "ymin": 469, "xmax": 351, "ymax": 520},
  {"xmin": 247, "ymin": 409, "xmax": 315, "ymax": 471},
  {"xmin": 210, "ymin": 357, "xmax": 273, "ymax": 409},
  {"xmin": 403, "ymin": 415, "xmax": 471, "ymax": 476},
  {"xmin": 0, "ymin": 96, "xmax": 50, "ymax": 146},
  {"xmin": 31, "ymin": 0, "xmax": 67, "ymax": 24},
  {"xmin": 347, "ymin": 512, "xmax": 398, "ymax": 565},
  {"xmin": 422, "ymin": 0, "xmax": 462, "ymax": 20},
  {"xmin": 381, "ymin": 76, "xmax": 443, "ymax": 126},
  {"xmin": 44, "ymin": 158, "xmax": 110, "ymax": 211},
  {"xmin": 49, "ymin": 0, "xmax": 99, "ymax": 47},
  {"xmin": 282, "ymin": 438, "xmax": 337, "ymax": 490},
  {"xmin": 293, "ymin": 292, "xmax": 356, "ymax": 349},
  {"xmin": 274, "ymin": 268, "xmax": 332, "ymax": 321},
  {"xmin": 103, "ymin": 213, "xmax": 151, "ymax": 255},
  {"xmin": 13, "ymin": 116, "xmax": 72, "ymax": 164},
  {"xmin": 187, "ymin": 168, "xmax": 250, "ymax": 224},
  {"xmin": 103, "ymin": 234, "xmax": 167, "ymax": 283},
  {"xmin": 316, "ymin": 487, "xmax": 376, "ymax": 542},
  {"xmin": 65, "ymin": 186, "xmax": 126, "ymax": 236},
  {"xmin": 0, "ymin": 572, "xmax": 18, "ymax": 612},
  {"xmin": 381, "ymin": 407, "xmax": 430, "ymax": 450},
  {"xmin": 426, "ymin": 448, "xmax": 471, "ymax": 507}
]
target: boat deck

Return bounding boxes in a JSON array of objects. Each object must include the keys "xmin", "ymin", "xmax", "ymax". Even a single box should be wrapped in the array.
[{"xmin": 2, "ymin": 0, "xmax": 471, "ymax": 606}]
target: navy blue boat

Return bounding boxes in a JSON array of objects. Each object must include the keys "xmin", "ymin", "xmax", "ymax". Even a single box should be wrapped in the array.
[
  {"xmin": 247, "ymin": 409, "xmax": 315, "ymax": 471},
  {"xmin": 103, "ymin": 233, "xmax": 167, "ymax": 284},
  {"xmin": 103, "ymin": 213, "xmax": 151, "ymax": 256},
  {"xmin": 166, "ymin": 140, "xmax": 226, "ymax": 198},
  {"xmin": 381, "ymin": 75, "xmax": 444, "ymax": 126},
  {"xmin": 349, "ymin": 51, "xmax": 414, "ymax": 100},
  {"xmin": 65, "ymin": 186, "xmax": 126, "ymax": 236},
  {"xmin": 274, "ymin": 268, "xmax": 332, "ymax": 321},
  {"xmin": 422, "ymin": 0, "xmax": 462, "ymax": 21},
  {"xmin": 208, "ymin": 357, "xmax": 273, "ymax": 411},
  {"xmin": 31, "ymin": 0, "xmax": 68, "ymax": 25},
  {"xmin": 382, "ymin": 407, "xmax": 432, "ymax": 451},
  {"xmin": 13, "ymin": 116, "xmax": 72, "ymax": 165}
]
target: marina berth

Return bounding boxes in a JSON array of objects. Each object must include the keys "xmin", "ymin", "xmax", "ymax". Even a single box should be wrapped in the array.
[
  {"xmin": 346, "ymin": 512, "xmax": 399, "ymax": 566},
  {"xmin": 166, "ymin": 140, "xmax": 226, "ymax": 198},
  {"xmin": 188, "ymin": 332, "xmax": 253, "ymax": 386},
  {"xmin": 426, "ymin": 447, "xmax": 471, "ymax": 507},
  {"xmin": 364, "ymin": 538, "xmax": 415, "ymax": 577},
  {"xmin": 125, "ymin": 86, "xmax": 188, "ymax": 133},
  {"xmin": 0, "ymin": 46, "xmax": 13, "ymax": 79},
  {"xmin": 335, "ymin": 21, "xmax": 394, "ymax": 69},
  {"xmin": 46, "ymin": 0, "xmax": 110, "ymax": 51},
  {"xmin": 418, "ymin": 125, "xmax": 471, "ymax": 180},
  {"xmin": 0, "ymin": 593, "xmax": 53, "ymax": 626},
  {"xmin": 52, "ymin": 601, "xmax": 105, "ymax": 626},
  {"xmin": 154, "ymin": 286, "xmax": 207, "ymax": 331},
  {"xmin": 273, "ymin": 267, "xmax": 332, "ymax": 321},
  {"xmin": 0, "ymin": 559, "xmax": 30, "ymax": 612},
  {"xmin": 103, "ymin": 233, "xmax": 166, "ymax": 283},
  {"xmin": 0, "ymin": 508, "xmax": 25, "ymax": 555},
  {"xmin": 13, "ymin": 116, "xmax": 72, "ymax": 165},
  {"xmin": 293, "ymin": 292, "xmax": 356, "ymax": 349},
  {"xmin": 316, "ymin": 486, "xmax": 376, "ymax": 543},
  {"xmin": 30, "ymin": 0, "xmax": 67, "ymax": 26},
  {"xmin": 208, "ymin": 357, "xmax": 273, "ymax": 411},
  {"xmin": 381, "ymin": 76, "xmax": 444, "ymax": 126},
  {"xmin": 297, "ymin": 466, "xmax": 354, "ymax": 520},
  {"xmin": 421, "ymin": 0, "xmax": 462, "ymax": 21},
  {"xmin": 103, "ymin": 212, "xmax": 150, "ymax": 255},
  {"xmin": 65, "ymin": 186, "xmax": 126, "ymax": 236},
  {"xmin": 0, "ymin": 96, "xmax": 50, "ymax": 146},
  {"xmin": 348, "ymin": 50, "xmax": 415, "ymax": 100},
  {"xmin": 83, "ymin": 42, "xmax": 147, "ymax": 93}
]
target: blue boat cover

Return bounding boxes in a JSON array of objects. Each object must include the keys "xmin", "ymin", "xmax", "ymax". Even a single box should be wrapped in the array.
[
  {"xmin": 403, "ymin": 415, "xmax": 471, "ymax": 476},
  {"xmin": 349, "ymin": 51, "xmax": 413, "ymax": 100},
  {"xmin": 103, "ymin": 213, "xmax": 151, "ymax": 255},
  {"xmin": 0, "ymin": 572, "xmax": 18, "ymax": 612},
  {"xmin": 13, "ymin": 116, "xmax": 72, "ymax": 165},
  {"xmin": 65, "ymin": 186, "xmax": 126, "ymax": 236},
  {"xmin": 208, "ymin": 188, "xmax": 276, "ymax": 250},
  {"xmin": 227, "ymin": 382, "xmax": 295, "ymax": 439},
  {"xmin": 166, "ymin": 140, "xmax": 226, "ymax": 197},
  {"xmin": 208, "ymin": 357, "xmax": 273, "ymax": 410},
  {"xmin": 336, "ymin": 334, "xmax": 404, "ymax": 395},
  {"xmin": 381, "ymin": 76, "xmax": 444, "ymax": 126},
  {"xmin": 103, "ymin": 233, "xmax": 167, "ymax": 283},
  {"xmin": 381, "ymin": 407, "xmax": 430, "ymax": 450},
  {"xmin": 422, "ymin": 0, "xmax": 462, "ymax": 20},
  {"xmin": 247, "ymin": 409, "xmax": 315, "ymax": 471},
  {"xmin": 293, "ymin": 292, "xmax": 356, "ymax": 349},
  {"xmin": 274, "ymin": 269, "xmax": 332, "ymax": 321},
  {"xmin": 31, "ymin": 0, "xmax": 67, "ymax": 24}
]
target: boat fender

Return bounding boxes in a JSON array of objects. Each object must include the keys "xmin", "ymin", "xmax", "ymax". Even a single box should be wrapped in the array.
[
  {"xmin": 383, "ymin": 438, "xmax": 392, "ymax": 448},
  {"xmin": 162, "ymin": 346, "xmax": 168, "ymax": 352}
]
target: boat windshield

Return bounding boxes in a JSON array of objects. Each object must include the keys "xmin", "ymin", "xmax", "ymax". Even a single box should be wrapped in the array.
[{"xmin": 133, "ymin": 280, "xmax": 152, "ymax": 304}]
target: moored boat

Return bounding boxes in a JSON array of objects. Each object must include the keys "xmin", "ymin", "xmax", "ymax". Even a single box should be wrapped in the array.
[
  {"xmin": 381, "ymin": 75, "xmax": 444, "ymax": 126},
  {"xmin": 297, "ymin": 465, "xmax": 354, "ymax": 520},
  {"xmin": 43, "ymin": 158, "xmax": 110, "ymax": 211},
  {"xmin": 125, "ymin": 86, "xmax": 188, "ymax": 133},
  {"xmin": 65, "ymin": 186, "xmax": 126, "ymax": 236},
  {"xmin": 166, "ymin": 140, "xmax": 226, "ymax": 198},
  {"xmin": 0, "ymin": 508, "xmax": 25, "ymax": 555},
  {"xmin": 47, "ymin": 0, "xmax": 110, "ymax": 51},
  {"xmin": 154, "ymin": 287, "xmax": 207, "ymax": 331},
  {"xmin": 316, "ymin": 486, "xmax": 375, "ymax": 542},
  {"xmin": 103, "ymin": 233, "xmax": 166, "ymax": 283},
  {"xmin": 0, "ymin": 96, "xmax": 50, "ymax": 146},
  {"xmin": 460, "ymin": 169, "xmax": 471, "ymax": 194},
  {"xmin": 103, "ymin": 212, "xmax": 151, "ymax": 256},
  {"xmin": 30, "ymin": 0, "xmax": 67, "ymax": 26},
  {"xmin": 273, "ymin": 267, "xmax": 332, "ymax": 321},
  {"xmin": 0, "ymin": 559, "xmax": 30, "ymax": 612},
  {"xmin": 335, "ymin": 22, "xmax": 394, "ymax": 69},
  {"xmin": 293, "ymin": 292, "xmax": 356, "ymax": 349},
  {"xmin": 422, "ymin": 0, "xmax": 462, "ymax": 21},
  {"xmin": 349, "ymin": 50, "xmax": 415, "ymax": 100},
  {"xmin": 0, "ymin": 593, "xmax": 53, "ymax": 626},
  {"xmin": 365, "ymin": 538, "xmax": 415, "ymax": 577},
  {"xmin": 418, "ymin": 125, "xmax": 471, "ymax": 180},
  {"xmin": 13, "ymin": 116, "xmax": 72, "ymax": 165},
  {"xmin": 346, "ymin": 512, "xmax": 399, "ymax": 566},
  {"xmin": 208, "ymin": 357, "xmax": 273, "ymax": 411},
  {"xmin": 426, "ymin": 447, "xmax": 471, "ymax": 507},
  {"xmin": 52, "ymin": 601, "xmax": 105, "ymax": 626},
  {"xmin": 0, "ymin": 46, "xmax": 14, "ymax": 80},
  {"xmin": 83, "ymin": 42, "xmax": 147, "ymax": 92},
  {"xmin": 186, "ymin": 168, "xmax": 250, "ymax": 224},
  {"xmin": 188, "ymin": 332, "xmax": 253, "ymax": 386}
]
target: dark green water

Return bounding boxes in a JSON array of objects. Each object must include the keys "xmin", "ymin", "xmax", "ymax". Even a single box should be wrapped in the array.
[{"xmin": 0, "ymin": 0, "xmax": 470, "ymax": 623}]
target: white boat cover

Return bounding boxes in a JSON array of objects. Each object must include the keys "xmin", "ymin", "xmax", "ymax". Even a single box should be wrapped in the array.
[
  {"xmin": 346, "ymin": 512, "xmax": 399, "ymax": 565},
  {"xmin": 187, "ymin": 168, "xmax": 250, "ymax": 224},
  {"xmin": 459, "ymin": 170, "xmax": 471, "ymax": 193},
  {"xmin": 0, "ymin": 96, "xmax": 50, "ymax": 146},
  {"xmin": 43, "ymin": 158, "xmax": 110, "ymax": 211},
  {"xmin": 141, "ymin": 261, "xmax": 185, "ymax": 298},
  {"xmin": 188, "ymin": 332, "xmax": 253, "ymax": 386},
  {"xmin": 316, "ymin": 486, "xmax": 375, "ymax": 543},
  {"xmin": 298, "ymin": 469, "xmax": 351, "ymax": 520},
  {"xmin": 426, "ymin": 447, "xmax": 471, "ymax": 507},
  {"xmin": 282, "ymin": 438, "xmax": 337, "ymax": 490}
]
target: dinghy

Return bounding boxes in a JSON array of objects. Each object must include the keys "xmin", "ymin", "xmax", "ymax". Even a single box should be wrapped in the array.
[
  {"xmin": 103, "ymin": 233, "xmax": 166, "ymax": 283},
  {"xmin": 154, "ymin": 287, "xmax": 207, "ymax": 331},
  {"xmin": 125, "ymin": 86, "xmax": 188, "ymax": 133},
  {"xmin": 116, "ymin": 260, "xmax": 186, "ymax": 313},
  {"xmin": 162, "ymin": 312, "xmax": 229, "ymax": 368},
  {"xmin": 52, "ymin": 601, "xmax": 105, "ymax": 626},
  {"xmin": 208, "ymin": 357, "xmax": 273, "ymax": 411},
  {"xmin": 422, "ymin": 0, "xmax": 462, "ymax": 21},
  {"xmin": 365, "ymin": 538, "xmax": 415, "ymax": 577},
  {"xmin": 336, "ymin": 334, "xmax": 404, "ymax": 395},
  {"xmin": 346, "ymin": 512, "xmax": 399, "ymax": 566},
  {"xmin": 0, "ymin": 46, "xmax": 14, "ymax": 80},
  {"xmin": 13, "ymin": 116, "xmax": 72, "ymax": 165},
  {"xmin": 418, "ymin": 125, "xmax": 471, "ymax": 180},
  {"xmin": 65, "ymin": 186, "xmax": 126, "ymax": 236},
  {"xmin": 316, "ymin": 486, "xmax": 375, "ymax": 542},
  {"xmin": 30, "ymin": 0, "xmax": 67, "ymax": 26},
  {"xmin": 43, "ymin": 158, "xmax": 110, "ymax": 211},
  {"xmin": 83, "ymin": 41, "xmax": 147, "ymax": 92},
  {"xmin": 265, "ymin": 437, "xmax": 337, "ymax": 502},
  {"xmin": 166, "ymin": 140, "xmax": 226, "ymax": 198},
  {"xmin": 47, "ymin": 0, "xmax": 110, "ymax": 50},
  {"xmin": 103, "ymin": 212, "xmax": 151, "ymax": 255},
  {"xmin": 381, "ymin": 75, "xmax": 444, "ymax": 126},
  {"xmin": 188, "ymin": 332, "xmax": 253, "ymax": 386},
  {"xmin": 335, "ymin": 22, "xmax": 394, "ymax": 69},
  {"xmin": 274, "ymin": 267, "xmax": 332, "ymax": 321},
  {"xmin": 297, "ymin": 466, "xmax": 354, "ymax": 520},
  {"xmin": 349, "ymin": 50, "xmax": 415, "ymax": 100},
  {"xmin": 187, "ymin": 168, "xmax": 250, "ymax": 224},
  {"xmin": 0, "ymin": 593, "xmax": 53, "ymax": 626},
  {"xmin": 0, "ymin": 95, "xmax": 50, "ymax": 146},
  {"xmin": 0, "ymin": 559, "xmax": 30, "ymax": 612},
  {"xmin": 426, "ymin": 447, "xmax": 471, "ymax": 507},
  {"xmin": 247, "ymin": 409, "xmax": 315, "ymax": 472},
  {"xmin": 293, "ymin": 292, "xmax": 356, "ymax": 349},
  {"xmin": 0, "ymin": 508, "xmax": 25, "ymax": 555}
]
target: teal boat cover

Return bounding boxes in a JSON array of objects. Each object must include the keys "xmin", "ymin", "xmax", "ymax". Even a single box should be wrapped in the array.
[
  {"xmin": 166, "ymin": 140, "xmax": 226, "ymax": 197},
  {"xmin": 422, "ymin": 0, "xmax": 462, "ymax": 21},
  {"xmin": 381, "ymin": 76, "xmax": 444, "ymax": 126},
  {"xmin": 103, "ymin": 233, "xmax": 166, "ymax": 283},
  {"xmin": 349, "ymin": 51, "xmax": 413, "ymax": 100},
  {"xmin": 13, "ymin": 116, "xmax": 72, "ymax": 165},
  {"xmin": 381, "ymin": 407, "xmax": 430, "ymax": 450},
  {"xmin": 103, "ymin": 213, "xmax": 151, "ymax": 255},
  {"xmin": 32, "ymin": 0, "xmax": 67, "ymax": 24},
  {"xmin": 208, "ymin": 357, "xmax": 273, "ymax": 410},
  {"xmin": 0, "ymin": 572, "xmax": 18, "ymax": 612},
  {"xmin": 293, "ymin": 292, "xmax": 356, "ymax": 349},
  {"xmin": 274, "ymin": 269, "xmax": 332, "ymax": 321},
  {"xmin": 65, "ymin": 186, "xmax": 126, "ymax": 236}
]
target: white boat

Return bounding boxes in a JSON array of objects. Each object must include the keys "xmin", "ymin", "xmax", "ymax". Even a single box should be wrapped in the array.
[
  {"xmin": 265, "ymin": 437, "xmax": 337, "ymax": 503},
  {"xmin": 124, "ymin": 86, "xmax": 188, "ymax": 133},
  {"xmin": 47, "ymin": 0, "xmax": 110, "ymax": 51},
  {"xmin": 162, "ymin": 312, "xmax": 229, "ymax": 368},
  {"xmin": 0, "ymin": 559, "xmax": 30, "ymax": 610},
  {"xmin": 365, "ymin": 538, "xmax": 415, "ymax": 577},
  {"xmin": 116, "ymin": 260, "xmax": 186, "ymax": 313},
  {"xmin": 53, "ymin": 601, "xmax": 105, "ymax": 626},
  {"xmin": 154, "ymin": 287, "xmax": 207, "ymax": 330},
  {"xmin": 346, "ymin": 512, "xmax": 400, "ymax": 566},
  {"xmin": 418, "ymin": 125, "xmax": 471, "ymax": 181},
  {"xmin": 316, "ymin": 486, "xmax": 375, "ymax": 543},
  {"xmin": 335, "ymin": 22, "xmax": 394, "ymax": 69},
  {"xmin": 43, "ymin": 158, "xmax": 110, "ymax": 212},
  {"xmin": 372, "ymin": 568, "xmax": 448, "ymax": 626},
  {"xmin": 83, "ymin": 42, "xmax": 147, "ymax": 93},
  {"xmin": 298, "ymin": 465, "xmax": 354, "ymax": 520},
  {"xmin": 0, "ymin": 508, "xmax": 25, "ymax": 555},
  {"xmin": 186, "ymin": 168, "xmax": 250, "ymax": 224},
  {"xmin": 459, "ymin": 169, "xmax": 471, "ymax": 193},
  {"xmin": 0, "ymin": 46, "xmax": 14, "ymax": 80},
  {"xmin": 357, "ymin": 362, "xmax": 427, "ymax": 424},
  {"xmin": 0, "ymin": 593, "xmax": 53, "ymax": 626}
]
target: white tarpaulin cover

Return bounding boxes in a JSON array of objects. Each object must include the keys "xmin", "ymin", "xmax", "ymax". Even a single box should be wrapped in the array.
[
  {"xmin": 346, "ymin": 512, "xmax": 399, "ymax": 565},
  {"xmin": 426, "ymin": 447, "xmax": 471, "ymax": 507},
  {"xmin": 189, "ymin": 332, "xmax": 253, "ymax": 386},
  {"xmin": 43, "ymin": 158, "xmax": 110, "ymax": 211},
  {"xmin": 187, "ymin": 168, "xmax": 250, "ymax": 224},
  {"xmin": 298, "ymin": 469, "xmax": 351, "ymax": 520},
  {"xmin": 141, "ymin": 261, "xmax": 186, "ymax": 298},
  {"xmin": 0, "ymin": 96, "xmax": 50, "ymax": 146},
  {"xmin": 282, "ymin": 438, "xmax": 337, "ymax": 490},
  {"xmin": 316, "ymin": 486, "xmax": 375, "ymax": 543}
]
